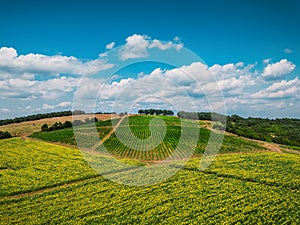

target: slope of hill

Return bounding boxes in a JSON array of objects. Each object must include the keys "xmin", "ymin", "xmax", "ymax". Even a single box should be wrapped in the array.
[
  {"xmin": 30, "ymin": 115, "xmax": 266, "ymax": 160},
  {"xmin": 0, "ymin": 138, "xmax": 299, "ymax": 224},
  {"xmin": 177, "ymin": 111, "xmax": 300, "ymax": 148},
  {"xmin": 0, "ymin": 114, "xmax": 119, "ymax": 137}
]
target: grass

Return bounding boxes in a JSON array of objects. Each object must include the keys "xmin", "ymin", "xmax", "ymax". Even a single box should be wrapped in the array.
[{"xmin": 0, "ymin": 138, "xmax": 299, "ymax": 224}]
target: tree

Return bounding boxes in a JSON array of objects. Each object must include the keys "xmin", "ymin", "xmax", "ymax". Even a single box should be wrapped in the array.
[
  {"xmin": 0, "ymin": 131, "xmax": 12, "ymax": 139},
  {"xmin": 41, "ymin": 124, "xmax": 49, "ymax": 132},
  {"xmin": 63, "ymin": 121, "xmax": 73, "ymax": 128},
  {"xmin": 52, "ymin": 122, "xmax": 64, "ymax": 130}
]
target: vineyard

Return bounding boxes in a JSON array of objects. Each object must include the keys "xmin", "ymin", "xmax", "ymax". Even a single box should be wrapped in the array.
[
  {"xmin": 0, "ymin": 138, "xmax": 299, "ymax": 224},
  {"xmin": 101, "ymin": 116, "xmax": 266, "ymax": 160},
  {"xmin": 30, "ymin": 118, "xmax": 120, "ymax": 147},
  {"xmin": 31, "ymin": 115, "xmax": 266, "ymax": 161}
]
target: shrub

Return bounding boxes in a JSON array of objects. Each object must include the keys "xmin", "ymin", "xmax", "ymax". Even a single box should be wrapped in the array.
[{"xmin": 0, "ymin": 131, "xmax": 12, "ymax": 139}]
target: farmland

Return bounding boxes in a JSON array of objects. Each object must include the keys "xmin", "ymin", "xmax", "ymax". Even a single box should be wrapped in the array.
[
  {"xmin": 31, "ymin": 115, "xmax": 266, "ymax": 161},
  {"xmin": 30, "ymin": 118, "xmax": 120, "ymax": 147},
  {"xmin": 0, "ymin": 138, "xmax": 299, "ymax": 224},
  {"xmin": 0, "ymin": 114, "xmax": 119, "ymax": 137}
]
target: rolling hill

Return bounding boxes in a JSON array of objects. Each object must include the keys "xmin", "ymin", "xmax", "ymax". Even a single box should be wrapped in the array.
[
  {"xmin": 0, "ymin": 138, "xmax": 299, "ymax": 224},
  {"xmin": 0, "ymin": 114, "xmax": 299, "ymax": 224}
]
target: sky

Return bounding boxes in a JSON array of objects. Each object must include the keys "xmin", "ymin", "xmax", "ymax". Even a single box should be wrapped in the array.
[{"xmin": 0, "ymin": 0, "xmax": 299, "ymax": 119}]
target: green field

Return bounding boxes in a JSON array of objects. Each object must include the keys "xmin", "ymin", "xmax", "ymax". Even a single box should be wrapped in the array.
[
  {"xmin": 31, "ymin": 115, "xmax": 266, "ymax": 161},
  {"xmin": 30, "ymin": 118, "xmax": 120, "ymax": 146},
  {"xmin": 0, "ymin": 138, "xmax": 299, "ymax": 224}
]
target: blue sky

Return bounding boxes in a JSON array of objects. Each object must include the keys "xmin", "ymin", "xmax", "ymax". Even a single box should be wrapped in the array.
[{"xmin": 0, "ymin": 0, "xmax": 299, "ymax": 119}]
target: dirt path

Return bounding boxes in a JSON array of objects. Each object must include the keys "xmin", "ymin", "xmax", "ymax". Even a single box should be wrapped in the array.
[
  {"xmin": 280, "ymin": 147, "xmax": 300, "ymax": 155},
  {"xmin": 90, "ymin": 115, "xmax": 127, "ymax": 151},
  {"xmin": 260, "ymin": 142, "xmax": 282, "ymax": 153},
  {"xmin": 1, "ymin": 165, "xmax": 141, "ymax": 200}
]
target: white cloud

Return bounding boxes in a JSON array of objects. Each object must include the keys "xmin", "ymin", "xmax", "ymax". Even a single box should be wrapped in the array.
[
  {"xmin": 149, "ymin": 39, "xmax": 183, "ymax": 51},
  {"xmin": 119, "ymin": 34, "xmax": 184, "ymax": 60},
  {"xmin": 263, "ymin": 58, "xmax": 271, "ymax": 64},
  {"xmin": 0, "ymin": 47, "xmax": 17, "ymax": 64},
  {"xmin": 0, "ymin": 47, "xmax": 113, "ymax": 77},
  {"xmin": 43, "ymin": 101, "xmax": 72, "ymax": 110},
  {"xmin": 235, "ymin": 62, "xmax": 244, "ymax": 67},
  {"xmin": 262, "ymin": 59, "xmax": 295, "ymax": 80},
  {"xmin": 1, "ymin": 108, "xmax": 11, "ymax": 113},
  {"xmin": 0, "ymin": 76, "xmax": 79, "ymax": 100},
  {"xmin": 89, "ymin": 62, "xmax": 228, "ymax": 113},
  {"xmin": 251, "ymin": 77, "xmax": 299, "ymax": 99},
  {"xmin": 1, "ymin": 34, "xmax": 299, "ymax": 118},
  {"xmin": 119, "ymin": 34, "xmax": 150, "ymax": 60},
  {"xmin": 284, "ymin": 48, "xmax": 292, "ymax": 54},
  {"xmin": 149, "ymin": 40, "xmax": 173, "ymax": 50},
  {"xmin": 106, "ymin": 42, "xmax": 115, "ymax": 50}
]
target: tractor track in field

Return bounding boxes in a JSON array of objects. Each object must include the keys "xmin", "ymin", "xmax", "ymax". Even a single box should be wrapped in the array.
[
  {"xmin": 90, "ymin": 115, "xmax": 127, "ymax": 151},
  {"xmin": 0, "ymin": 165, "xmax": 141, "ymax": 200}
]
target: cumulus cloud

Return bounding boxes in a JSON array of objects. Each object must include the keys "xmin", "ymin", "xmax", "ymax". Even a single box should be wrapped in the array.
[
  {"xmin": 84, "ymin": 60, "xmax": 268, "ymax": 114},
  {"xmin": 1, "ymin": 34, "xmax": 299, "ymax": 118},
  {"xmin": 106, "ymin": 42, "xmax": 115, "ymax": 50},
  {"xmin": 251, "ymin": 77, "xmax": 299, "ymax": 99},
  {"xmin": 262, "ymin": 59, "xmax": 295, "ymax": 80},
  {"xmin": 43, "ymin": 101, "xmax": 72, "ymax": 110},
  {"xmin": 119, "ymin": 34, "xmax": 184, "ymax": 60},
  {"xmin": 0, "ymin": 76, "xmax": 79, "ymax": 100},
  {"xmin": 119, "ymin": 34, "xmax": 150, "ymax": 60},
  {"xmin": 0, "ymin": 47, "xmax": 113, "ymax": 77},
  {"xmin": 88, "ymin": 62, "xmax": 231, "ymax": 113},
  {"xmin": 149, "ymin": 39, "xmax": 183, "ymax": 51}
]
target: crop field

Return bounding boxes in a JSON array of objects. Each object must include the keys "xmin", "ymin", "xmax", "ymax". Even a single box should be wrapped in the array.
[
  {"xmin": 0, "ymin": 138, "xmax": 97, "ymax": 196},
  {"xmin": 0, "ymin": 138, "xmax": 299, "ymax": 224},
  {"xmin": 0, "ymin": 114, "xmax": 119, "ymax": 137},
  {"xmin": 30, "ymin": 118, "xmax": 120, "ymax": 147},
  {"xmin": 31, "ymin": 115, "xmax": 266, "ymax": 161},
  {"xmin": 100, "ymin": 116, "xmax": 266, "ymax": 160}
]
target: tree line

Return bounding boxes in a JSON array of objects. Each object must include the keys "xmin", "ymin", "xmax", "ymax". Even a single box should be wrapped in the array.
[
  {"xmin": 138, "ymin": 109, "xmax": 174, "ymax": 115},
  {"xmin": 177, "ymin": 111, "xmax": 226, "ymax": 122},
  {"xmin": 0, "ymin": 110, "xmax": 85, "ymax": 126},
  {"xmin": 226, "ymin": 115, "xmax": 300, "ymax": 147},
  {"xmin": 41, "ymin": 117, "xmax": 98, "ymax": 132},
  {"xmin": 177, "ymin": 111, "xmax": 300, "ymax": 147}
]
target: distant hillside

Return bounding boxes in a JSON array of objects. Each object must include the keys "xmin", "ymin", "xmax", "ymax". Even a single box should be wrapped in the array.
[
  {"xmin": 226, "ymin": 115, "xmax": 300, "ymax": 147},
  {"xmin": 178, "ymin": 111, "xmax": 300, "ymax": 147},
  {"xmin": 0, "ymin": 110, "xmax": 85, "ymax": 126}
]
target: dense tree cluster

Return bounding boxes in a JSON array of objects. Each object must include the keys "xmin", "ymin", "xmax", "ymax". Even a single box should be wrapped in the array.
[
  {"xmin": 41, "ymin": 117, "xmax": 98, "ymax": 132},
  {"xmin": 0, "ymin": 110, "xmax": 85, "ymax": 126},
  {"xmin": 177, "ymin": 111, "xmax": 226, "ymax": 122},
  {"xmin": 138, "ymin": 109, "xmax": 174, "ymax": 115},
  {"xmin": 226, "ymin": 115, "xmax": 300, "ymax": 147},
  {"xmin": 0, "ymin": 131, "xmax": 12, "ymax": 139},
  {"xmin": 178, "ymin": 111, "xmax": 300, "ymax": 147}
]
